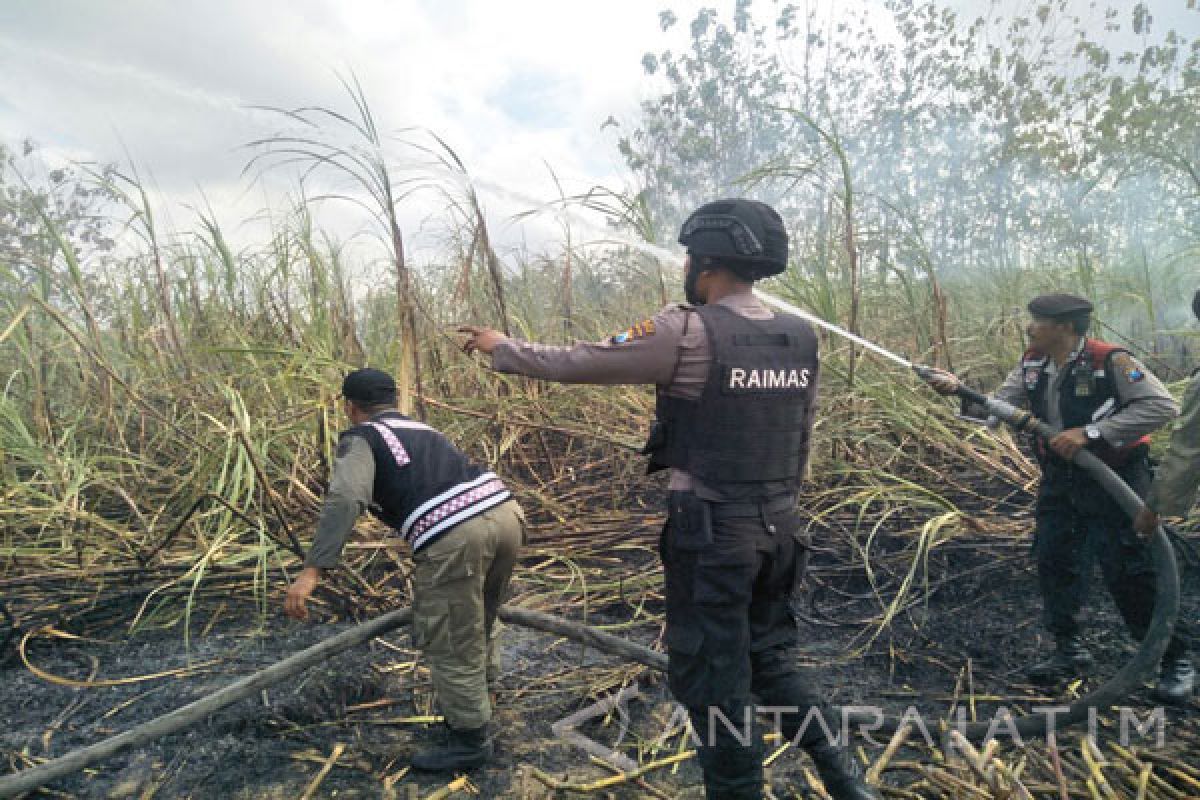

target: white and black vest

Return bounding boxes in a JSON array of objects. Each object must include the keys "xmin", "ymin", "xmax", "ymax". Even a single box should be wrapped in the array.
[
  {"xmin": 344, "ymin": 411, "xmax": 511, "ymax": 552},
  {"xmin": 644, "ymin": 303, "xmax": 818, "ymax": 500}
]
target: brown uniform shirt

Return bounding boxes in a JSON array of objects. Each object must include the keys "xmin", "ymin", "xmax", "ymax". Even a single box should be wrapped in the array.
[
  {"xmin": 1145, "ymin": 371, "xmax": 1200, "ymax": 517},
  {"xmin": 490, "ymin": 290, "xmax": 779, "ymax": 495}
]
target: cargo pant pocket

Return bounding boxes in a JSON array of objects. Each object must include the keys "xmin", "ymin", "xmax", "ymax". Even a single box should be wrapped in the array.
[
  {"xmin": 693, "ymin": 555, "xmax": 757, "ymax": 607},
  {"xmin": 414, "ymin": 596, "xmax": 450, "ymax": 652},
  {"xmin": 667, "ymin": 492, "xmax": 712, "ymax": 551},
  {"xmin": 665, "ymin": 622, "xmax": 707, "ymax": 706},
  {"xmin": 413, "ymin": 529, "xmax": 483, "ymax": 591},
  {"xmin": 666, "ymin": 616, "xmax": 751, "ymax": 706}
]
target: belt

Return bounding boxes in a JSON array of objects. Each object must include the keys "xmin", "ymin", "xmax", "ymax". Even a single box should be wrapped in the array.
[{"xmin": 708, "ymin": 494, "xmax": 796, "ymax": 520}]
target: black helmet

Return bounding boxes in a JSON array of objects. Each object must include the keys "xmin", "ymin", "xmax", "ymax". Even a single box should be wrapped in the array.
[{"xmin": 678, "ymin": 198, "xmax": 788, "ymax": 279}]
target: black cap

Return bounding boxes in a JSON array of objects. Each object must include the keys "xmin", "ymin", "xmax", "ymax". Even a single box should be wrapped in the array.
[
  {"xmin": 342, "ymin": 368, "xmax": 397, "ymax": 407},
  {"xmin": 1027, "ymin": 293, "xmax": 1094, "ymax": 319},
  {"xmin": 678, "ymin": 198, "xmax": 788, "ymax": 279}
]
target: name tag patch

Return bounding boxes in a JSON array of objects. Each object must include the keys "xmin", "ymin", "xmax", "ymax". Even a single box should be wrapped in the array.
[{"xmin": 726, "ymin": 367, "xmax": 811, "ymax": 391}]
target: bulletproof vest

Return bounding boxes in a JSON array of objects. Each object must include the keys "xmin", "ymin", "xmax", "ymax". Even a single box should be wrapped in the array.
[
  {"xmin": 645, "ymin": 303, "xmax": 818, "ymax": 492},
  {"xmin": 1023, "ymin": 338, "xmax": 1150, "ymax": 467},
  {"xmin": 343, "ymin": 411, "xmax": 510, "ymax": 551}
]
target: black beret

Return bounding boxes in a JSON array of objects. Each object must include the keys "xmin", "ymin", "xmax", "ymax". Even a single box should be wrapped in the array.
[
  {"xmin": 342, "ymin": 368, "xmax": 397, "ymax": 407},
  {"xmin": 1027, "ymin": 293, "xmax": 1094, "ymax": 319}
]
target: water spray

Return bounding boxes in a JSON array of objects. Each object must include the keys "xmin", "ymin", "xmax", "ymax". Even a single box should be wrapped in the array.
[
  {"xmin": 452, "ymin": 181, "xmax": 1180, "ymax": 738},
  {"xmin": 753, "ymin": 284, "xmax": 1180, "ymax": 740},
  {"xmin": 574, "ymin": 221, "xmax": 1180, "ymax": 739},
  {"xmin": 752, "ymin": 289, "xmax": 914, "ymax": 369}
]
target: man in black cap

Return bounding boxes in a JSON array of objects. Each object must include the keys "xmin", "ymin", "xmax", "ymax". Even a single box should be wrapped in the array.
[
  {"xmin": 461, "ymin": 199, "xmax": 879, "ymax": 800},
  {"xmin": 285, "ymin": 368, "xmax": 525, "ymax": 770},
  {"xmin": 925, "ymin": 293, "xmax": 1191, "ymax": 700}
]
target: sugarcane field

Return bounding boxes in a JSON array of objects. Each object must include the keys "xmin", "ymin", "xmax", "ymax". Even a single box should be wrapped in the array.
[{"xmin": 2, "ymin": 1, "xmax": 1200, "ymax": 798}]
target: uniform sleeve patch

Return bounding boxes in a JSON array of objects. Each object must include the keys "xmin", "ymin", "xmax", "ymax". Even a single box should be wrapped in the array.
[
  {"xmin": 1111, "ymin": 352, "xmax": 1146, "ymax": 383},
  {"xmin": 336, "ymin": 437, "xmax": 355, "ymax": 459},
  {"xmin": 610, "ymin": 318, "xmax": 656, "ymax": 345}
]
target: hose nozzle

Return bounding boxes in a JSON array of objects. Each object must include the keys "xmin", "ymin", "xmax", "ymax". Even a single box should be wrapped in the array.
[{"xmin": 913, "ymin": 364, "xmax": 989, "ymax": 407}]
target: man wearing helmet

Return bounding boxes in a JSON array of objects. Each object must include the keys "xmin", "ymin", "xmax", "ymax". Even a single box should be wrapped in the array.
[{"xmin": 461, "ymin": 199, "xmax": 879, "ymax": 800}]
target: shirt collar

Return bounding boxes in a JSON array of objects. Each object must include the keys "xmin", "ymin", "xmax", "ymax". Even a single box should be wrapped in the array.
[
  {"xmin": 1048, "ymin": 337, "xmax": 1087, "ymax": 371},
  {"xmin": 714, "ymin": 288, "xmax": 764, "ymax": 311}
]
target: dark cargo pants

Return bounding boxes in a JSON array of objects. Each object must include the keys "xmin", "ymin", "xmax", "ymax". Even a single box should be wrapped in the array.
[
  {"xmin": 661, "ymin": 491, "xmax": 837, "ymax": 798},
  {"xmin": 1035, "ymin": 453, "xmax": 1188, "ymax": 661}
]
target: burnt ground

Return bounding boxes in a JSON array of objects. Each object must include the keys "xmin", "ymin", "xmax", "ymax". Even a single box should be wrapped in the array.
[{"xmin": 1, "ymin": 504, "xmax": 1198, "ymax": 799}]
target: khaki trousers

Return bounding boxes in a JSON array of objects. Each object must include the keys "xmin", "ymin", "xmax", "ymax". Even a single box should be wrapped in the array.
[{"xmin": 411, "ymin": 499, "xmax": 523, "ymax": 730}]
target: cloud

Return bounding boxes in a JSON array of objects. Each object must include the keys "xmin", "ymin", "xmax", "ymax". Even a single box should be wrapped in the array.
[{"xmin": 0, "ymin": 0, "xmax": 717, "ymax": 257}]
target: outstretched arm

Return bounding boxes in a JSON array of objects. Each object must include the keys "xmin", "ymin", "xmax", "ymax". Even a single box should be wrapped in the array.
[
  {"xmin": 285, "ymin": 436, "xmax": 374, "ymax": 620},
  {"xmin": 459, "ymin": 306, "xmax": 692, "ymax": 386}
]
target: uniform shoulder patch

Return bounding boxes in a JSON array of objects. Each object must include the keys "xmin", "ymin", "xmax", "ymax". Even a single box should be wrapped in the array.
[
  {"xmin": 610, "ymin": 318, "xmax": 656, "ymax": 345},
  {"xmin": 1110, "ymin": 352, "xmax": 1145, "ymax": 383}
]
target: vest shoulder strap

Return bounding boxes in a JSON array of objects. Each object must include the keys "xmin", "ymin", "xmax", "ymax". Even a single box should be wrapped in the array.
[{"xmin": 1083, "ymin": 338, "xmax": 1128, "ymax": 369}]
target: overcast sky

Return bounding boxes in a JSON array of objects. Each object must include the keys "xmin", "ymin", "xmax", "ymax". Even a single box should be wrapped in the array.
[
  {"xmin": 1, "ymin": 1, "xmax": 1196, "ymax": 262},
  {"xmin": 0, "ymin": 0, "xmax": 728, "ymax": 257}
]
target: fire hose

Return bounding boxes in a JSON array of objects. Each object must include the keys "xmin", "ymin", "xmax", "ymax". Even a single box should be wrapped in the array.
[
  {"xmin": 0, "ymin": 359, "xmax": 1182, "ymax": 798},
  {"xmin": 888, "ymin": 369, "xmax": 1182, "ymax": 741}
]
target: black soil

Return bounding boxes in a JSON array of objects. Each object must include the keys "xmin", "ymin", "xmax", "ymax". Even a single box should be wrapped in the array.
[{"xmin": 2, "ymin": 500, "xmax": 1197, "ymax": 799}]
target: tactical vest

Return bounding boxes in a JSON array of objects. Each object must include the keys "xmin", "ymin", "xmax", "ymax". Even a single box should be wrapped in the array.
[
  {"xmin": 644, "ymin": 303, "xmax": 818, "ymax": 496},
  {"xmin": 342, "ymin": 411, "xmax": 510, "ymax": 552},
  {"xmin": 1023, "ymin": 338, "xmax": 1150, "ymax": 467}
]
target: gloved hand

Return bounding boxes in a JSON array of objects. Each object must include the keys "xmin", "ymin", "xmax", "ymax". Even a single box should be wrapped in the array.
[{"xmin": 920, "ymin": 367, "xmax": 961, "ymax": 396}]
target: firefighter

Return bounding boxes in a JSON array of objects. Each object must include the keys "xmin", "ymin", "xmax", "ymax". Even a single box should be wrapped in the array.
[
  {"xmin": 285, "ymin": 368, "xmax": 524, "ymax": 770},
  {"xmin": 461, "ymin": 199, "xmax": 878, "ymax": 800},
  {"xmin": 924, "ymin": 294, "xmax": 1190, "ymax": 701}
]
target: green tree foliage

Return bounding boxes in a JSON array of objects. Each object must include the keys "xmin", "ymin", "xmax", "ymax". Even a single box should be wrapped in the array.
[
  {"xmin": 617, "ymin": 0, "xmax": 1200, "ymax": 373},
  {"xmin": 0, "ymin": 141, "xmax": 117, "ymax": 307}
]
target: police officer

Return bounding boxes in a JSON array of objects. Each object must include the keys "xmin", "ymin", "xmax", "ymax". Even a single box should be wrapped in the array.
[
  {"xmin": 1132, "ymin": 287, "xmax": 1200, "ymax": 701},
  {"xmin": 924, "ymin": 294, "xmax": 1189, "ymax": 700},
  {"xmin": 285, "ymin": 368, "xmax": 524, "ymax": 771},
  {"xmin": 461, "ymin": 199, "xmax": 878, "ymax": 800}
]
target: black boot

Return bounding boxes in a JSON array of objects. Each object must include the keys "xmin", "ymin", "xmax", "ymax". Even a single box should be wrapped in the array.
[
  {"xmin": 696, "ymin": 740, "xmax": 764, "ymax": 799},
  {"xmin": 1150, "ymin": 658, "xmax": 1195, "ymax": 705},
  {"xmin": 411, "ymin": 724, "xmax": 492, "ymax": 772},
  {"xmin": 806, "ymin": 740, "xmax": 881, "ymax": 800},
  {"xmin": 1027, "ymin": 636, "xmax": 1094, "ymax": 684}
]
